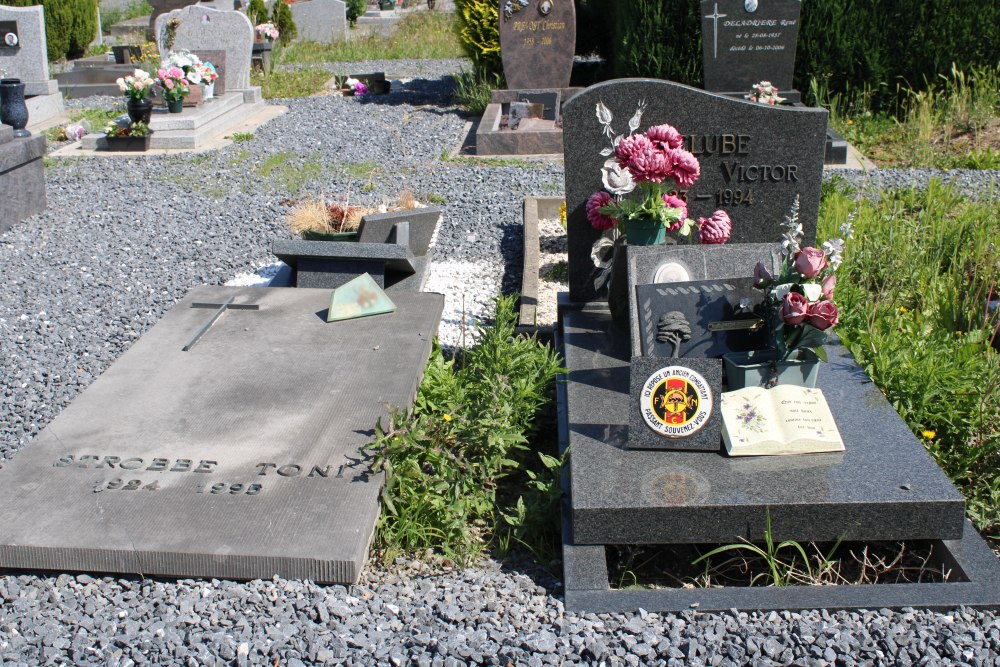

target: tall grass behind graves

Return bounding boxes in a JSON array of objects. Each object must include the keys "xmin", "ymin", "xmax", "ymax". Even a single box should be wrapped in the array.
[
  {"xmin": 366, "ymin": 295, "xmax": 564, "ymax": 565},
  {"xmin": 277, "ymin": 10, "xmax": 462, "ymax": 65},
  {"xmin": 815, "ymin": 64, "xmax": 1000, "ymax": 169},
  {"xmin": 819, "ymin": 180, "xmax": 1000, "ymax": 532}
]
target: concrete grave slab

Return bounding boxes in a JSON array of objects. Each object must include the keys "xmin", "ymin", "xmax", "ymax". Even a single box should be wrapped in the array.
[
  {"xmin": 701, "ymin": 0, "xmax": 801, "ymax": 94},
  {"xmin": 155, "ymin": 6, "xmax": 253, "ymax": 90},
  {"xmin": 561, "ymin": 306, "xmax": 966, "ymax": 546},
  {"xmin": 0, "ymin": 286, "xmax": 443, "ymax": 583},
  {"xmin": 562, "ymin": 80, "xmax": 827, "ymax": 302},
  {"xmin": 290, "ymin": 0, "xmax": 347, "ymax": 43},
  {"xmin": 498, "ymin": 0, "xmax": 575, "ymax": 91}
]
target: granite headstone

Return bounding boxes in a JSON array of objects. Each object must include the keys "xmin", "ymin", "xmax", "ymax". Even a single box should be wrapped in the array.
[
  {"xmin": 562, "ymin": 79, "xmax": 827, "ymax": 302},
  {"xmin": 0, "ymin": 5, "xmax": 51, "ymax": 96},
  {"xmin": 155, "ymin": 5, "xmax": 253, "ymax": 90},
  {"xmin": 498, "ymin": 0, "xmax": 575, "ymax": 90},
  {"xmin": 701, "ymin": 0, "xmax": 801, "ymax": 93},
  {"xmin": 290, "ymin": 0, "xmax": 347, "ymax": 43}
]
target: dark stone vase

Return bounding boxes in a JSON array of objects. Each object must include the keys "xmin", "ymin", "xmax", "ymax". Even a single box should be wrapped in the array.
[
  {"xmin": 0, "ymin": 78, "xmax": 30, "ymax": 137},
  {"xmin": 126, "ymin": 97, "xmax": 153, "ymax": 124},
  {"xmin": 166, "ymin": 98, "xmax": 184, "ymax": 114}
]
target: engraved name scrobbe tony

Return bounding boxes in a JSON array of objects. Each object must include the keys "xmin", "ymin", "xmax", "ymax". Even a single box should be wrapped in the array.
[{"xmin": 640, "ymin": 366, "xmax": 714, "ymax": 438}]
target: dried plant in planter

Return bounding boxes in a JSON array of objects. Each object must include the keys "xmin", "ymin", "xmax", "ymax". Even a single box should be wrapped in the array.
[{"xmin": 285, "ymin": 198, "xmax": 372, "ymax": 236}]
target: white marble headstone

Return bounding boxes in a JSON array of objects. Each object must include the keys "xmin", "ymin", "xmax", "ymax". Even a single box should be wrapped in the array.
[
  {"xmin": 155, "ymin": 5, "xmax": 253, "ymax": 90},
  {"xmin": 0, "ymin": 5, "xmax": 51, "ymax": 96}
]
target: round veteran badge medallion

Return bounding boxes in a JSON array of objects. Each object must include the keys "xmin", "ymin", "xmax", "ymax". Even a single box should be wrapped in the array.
[{"xmin": 640, "ymin": 366, "xmax": 713, "ymax": 438}]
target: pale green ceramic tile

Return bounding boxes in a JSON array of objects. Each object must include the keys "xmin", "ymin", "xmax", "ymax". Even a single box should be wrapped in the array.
[{"xmin": 327, "ymin": 273, "xmax": 397, "ymax": 322}]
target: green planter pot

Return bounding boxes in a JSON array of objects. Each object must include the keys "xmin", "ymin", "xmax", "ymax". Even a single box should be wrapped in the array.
[
  {"xmin": 723, "ymin": 348, "xmax": 820, "ymax": 390},
  {"xmin": 166, "ymin": 98, "xmax": 184, "ymax": 113},
  {"xmin": 301, "ymin": 230, "xmax": 358, "ymax": 242},
  {"xmin": 624, "ymin": 217, "xmax": 666, "ymax": 246}
]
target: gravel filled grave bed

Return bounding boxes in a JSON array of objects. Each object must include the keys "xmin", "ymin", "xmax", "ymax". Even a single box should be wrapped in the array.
[{"xmin": 3, "ymin": 59, "xmax": 1000, "ymax": 664}]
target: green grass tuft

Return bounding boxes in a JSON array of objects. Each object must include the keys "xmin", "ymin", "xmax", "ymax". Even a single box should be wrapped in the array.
[{"xmin": 251, "ymin": 67, "xmax": 333, "ymax": 99}]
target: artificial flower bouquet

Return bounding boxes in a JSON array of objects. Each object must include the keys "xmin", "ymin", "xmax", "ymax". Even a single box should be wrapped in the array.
[
  {"xmin": 342, "ymin": 77, "xmax": 369, "ymax": 96},
  {"xmin": 255, "ymin": 22, "xmax": 280, "ymax": 42},
  {"xmin": 103, "ymin": 120, "xmax": 151, "ymax": 138},
  {"xmin": 745, "ymin": 81, "xmax": 786, "ymax": 105},
  {"xmin": 115, "ymin": 69, "xmax": 155, "ymax": 101},
  {"xmin": 164, "ymin": 50, "xmax": 217, "ymax": 86},
  {"xmin": 156, "ymin": 65, "xmax": 190, "ymax": 101},
  {"xmin": 752, "ymin": 197, "xmax": 851, "ymax": 361},
  {"xmin": 585, "ymin": 107, "xmax": 733, "ymax": 246}
]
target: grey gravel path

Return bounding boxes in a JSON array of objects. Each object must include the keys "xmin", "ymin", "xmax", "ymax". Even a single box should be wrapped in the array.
[{"xmin": 3, "ymin": 59, "xmax": 1000, "ymax": 664}]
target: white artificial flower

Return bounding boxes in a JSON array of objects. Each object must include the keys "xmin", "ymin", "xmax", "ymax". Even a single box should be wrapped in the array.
[
  {"xmin": 601, "ymin": 159, "xmax": 635, "ymax": 196},
  {"xmin": 802, "ymin": 283, "xmax": 822, "ymax": 302}
]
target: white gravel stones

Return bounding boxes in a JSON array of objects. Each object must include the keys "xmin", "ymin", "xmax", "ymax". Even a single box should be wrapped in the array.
[{"xmin": 2, "ymin": 58, "xmax": 1000, "ymax": 663}]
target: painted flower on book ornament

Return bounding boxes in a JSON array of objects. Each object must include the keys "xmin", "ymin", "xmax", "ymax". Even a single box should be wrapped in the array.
[{"xmin": 736, "ymin": 401, "xmax": 767, "ymax": 437}]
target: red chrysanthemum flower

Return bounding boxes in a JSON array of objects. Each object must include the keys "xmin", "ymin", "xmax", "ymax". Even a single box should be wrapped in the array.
[
  {"xmin": 697, "ymin": 210, "xmax": 732, "ymax": 244},
  {"xmin": 586, "ymin": 191, "xmax": 616, "ymax": 231},
  {"xmin": 646, "ymin": 123, "xmax": 683, "ymax": 150},
  {"xmin": 669, "ymin": 148, "xmax": 700, "ymax": 188}
]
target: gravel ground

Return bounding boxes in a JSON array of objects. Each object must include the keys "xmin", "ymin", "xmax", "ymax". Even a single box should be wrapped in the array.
[{"xmin": 3, "ymin": 58, "xmax": 1000, "ymax": 664}]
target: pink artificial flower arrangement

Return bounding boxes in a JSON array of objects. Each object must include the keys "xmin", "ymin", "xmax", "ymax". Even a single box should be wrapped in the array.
[
  {"xmin": 745, "ymin": 80, "xmax": 786, "ymax": 105},
  {"xmin": 753, "ymin": 196, "xmax": 851, "ymax": 361},
  {"xmin": 343, "ymin": 77, "xmax": 369, "ymax": 96},
  {"xmin": 586, "ymin": 109, "xmax": 732, "ymax": 245},
  {"xmin": 116, "ymin": 69, "xmax": 155, "ymax": 101},
  {"xmin": 156, "ymin": 66, "xmax": 190, "ymax": 102},
  {"xmin": 255, "ymin": 22, "xmax": 280, "ymax": 42}
]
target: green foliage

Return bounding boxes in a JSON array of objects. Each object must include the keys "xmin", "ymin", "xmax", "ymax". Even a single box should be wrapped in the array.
[
  {"xmin": 277, "ymin": 11, "xmax": 461, "ymax": 63},
  {"xmin": 253, "ymin": 151, "xmax": 323, "ymax": 193},
  {"xmin": 453, "ymin": 0, "xmax": 501, "ymax": 79},
  {"xmin": 819, "ymin": 181, "xmax": 1000, "ymax": 532},
  {"xmin": 450, "ymin": 68, "xmax": 501, "ymax": 116},
  {"xmin": 367, "ymin": 294, "xmax": 564, "ymax": 564},
  {"xmin": 229, "ymin": 132, "xmax": 255, "ymax": 142},
  {"xmin": 99, "ymin": 0, "xmax": 151, "ymax": 36},
  {"xmin": 251, "ymin": 66, "xmax": 331, "ymax": 98},
  {"xmin": 1, "ymin": 0, "xmax": 97, "ymax": 61},
  {"xmin": 270, "ymin": 0, "xmax": 297, "ymax": 47},
  {"xmin": 605, "ymin": 0, "xmax": 702, "ymax": 85},
  {"xmin": 246, "ymin": 0, "xmax": 268, "ymax": 27},
  {"xmin": 345, "ymin": 0, "xmax": 366, "ymax": 26}
]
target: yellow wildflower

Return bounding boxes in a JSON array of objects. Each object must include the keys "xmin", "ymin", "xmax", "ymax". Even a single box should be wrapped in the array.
[
  {"xmin": 898, "ymin": 306, "xmax": 908, "ymax": 313},
  {"xmin": 922, "ymin": 430, "xmax": 936, "ymax": 440},
  {"xmin": 443, "ymin": 414, "xmax": 452, "ymax": 422}
]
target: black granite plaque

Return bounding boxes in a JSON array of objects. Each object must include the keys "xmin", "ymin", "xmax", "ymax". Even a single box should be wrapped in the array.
[
  {"xmin": 634, "ymin": 278, "xmax": 766, "ymax": 358},
  {"xmin": 499, "ymin": 0, "xmax": 576, "ymax": 90},
  {"xmin": 628, "ymin": 356, "xmax": 722, "ymax": 452},
  {"xmin": 701, "ymin": 0, "xmax": 801, "ymax": 93},
  {"xmin": 562, "ymin": 79, "xmax": 826, "ymax": 302}
]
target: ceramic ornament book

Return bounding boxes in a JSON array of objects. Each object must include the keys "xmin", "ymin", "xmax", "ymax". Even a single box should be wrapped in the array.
[{"xmin": 721, "ymin": 385, "xmax": 845, "ymax": 456}]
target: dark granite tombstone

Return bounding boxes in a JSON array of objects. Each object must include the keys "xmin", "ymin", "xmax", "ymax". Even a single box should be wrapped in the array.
[
  {"xmin": 0, "ymin": 286, "xmax": 443, "ymax": 583},
  {"xmin": 562, "ymin": 79, "xmax": 827, "ymax": 302},
  {"xmin": 498, "ymin": 0, "xmax": 575, "ymax": 90},
  {"xmin": 634, "ymin": 278, "xmax": 766, "ymax": 358},
  {"xmin": 627, "ymin": 356, "xmax": 722, "ymax": 451},
  {"xmin": 701, "ymin": 0, "xmax": 801, "ymax": 94}
]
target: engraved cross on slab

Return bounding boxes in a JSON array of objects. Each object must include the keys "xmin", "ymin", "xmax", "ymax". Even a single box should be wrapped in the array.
[{"xmin": 182, "ymin": 297, "xmax": 260, "ymax": 351}]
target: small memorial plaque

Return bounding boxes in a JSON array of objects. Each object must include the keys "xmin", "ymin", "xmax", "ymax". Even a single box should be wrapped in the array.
[
  {"xmin": 634, "ymin": 277, "xmax": 766, "ymax": 358},
  {"xmin": 628, "ymin": 356, "xmax": 722, "ymax": 451},
  {"xmin": 701, "ymin": 0, "xmax": 801, "ymax": 93},
  {"xmin": 0, "ymin": 21, "xmax": 18, "ymax": 51},
  {"xmin": 327, "ymin": 273, "xmax": 396, "ymax": 321}
]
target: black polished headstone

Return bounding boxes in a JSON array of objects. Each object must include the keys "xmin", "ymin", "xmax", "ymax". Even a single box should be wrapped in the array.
[
  {"xmin": 563, "ymin": 80, "xmax": 827, "ymax": 302},
  {"xmin": 634, "ymin": 278, "xmax": 766, "ymax": 358},
  {"xmin": 701, "ymin": 0, "xmax": 801, "ymax": 93}
]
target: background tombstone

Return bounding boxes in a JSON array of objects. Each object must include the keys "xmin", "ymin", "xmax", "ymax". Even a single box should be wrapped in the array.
[
  {"xmin": 498, "ymin": 0, "xmax": 575, "ymax": 90},
  {"xmin": 148, "ymin": 0, "xmax": 197, "ymax": 41},
  {"xmin": 155, "ymin": 5, "xmax": 253, "ymax": 91},
  {"xmin": 0, "ymin": 5, "xmax": 64, "ymax": 127},
  {"xmin": 562, "ymin": 79, "xmax": 827, "ymax": 302},
  {"xmin": 290, "ymin": 0, "xmax": 347, "ymax": 43},
  {"xmin": 701, "ymin": 0, "xmax": 801, "ymax": 94}
]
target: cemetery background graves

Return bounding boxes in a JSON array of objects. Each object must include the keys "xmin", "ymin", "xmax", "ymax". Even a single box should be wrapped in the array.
[{"xmin": 1, "ymin": 1, "xmax": 999, "ymax": 661}]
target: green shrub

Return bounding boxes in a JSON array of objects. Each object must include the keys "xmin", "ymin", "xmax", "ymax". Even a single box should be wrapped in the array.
[
  {"xmin": 345, "ymin": 0, "xmax": 366, "ymax": 26},
  {"xmin": 367, "ymin": 294, "xmax": 564, "ymax": 564},
  {"xmin": 606, "ymin": 0, "xmax": 702, "ymax": 85},
  {"xmin": 246, "ymin": 0, "xmax": 268, "ymax": 27},
  {"xmin": 270, "ymin": 0, "xmax": 296, "ymax": 46},
  {"xmin": 1, "ymin": 0, "xmax": 98, "ymax": 61},
  {"xmin": 453, "ymin": 0, "xmax": 501, "ymax": 79},
  {"xmin": 451, "ymin": 68, "xmax": 501, "ymax": 115}
]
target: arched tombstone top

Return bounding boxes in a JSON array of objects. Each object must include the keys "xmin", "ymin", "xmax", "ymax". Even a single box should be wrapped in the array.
[
  {"xmin": 498, "ymin": 0, "xmax": 575, "ymax": 90},
  {"xmin": 561, "ymin": 78, "xmax": 827, "ymax": 302},
  {"xmin": 154, "ymin": 5, "xmax": 253, "ymax": 90}
]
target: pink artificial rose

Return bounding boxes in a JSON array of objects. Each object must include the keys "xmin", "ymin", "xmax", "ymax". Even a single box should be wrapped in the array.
[
  {"xmin": 355, "ymin": 82, "xmax": 369, "ymax": 95},
  {"xmin": 793, "ymin": 247, "xmax": 827, "ymax": 278},
  {"xmin": 661, "ymin": 193, "xmax": 687, "ymax": 232},
  {"xmin": 167, "ymin": 66, "xmax": 185, "ymax": 79},
  {"xmin": 780, "ymin": 292, "xmax": 809, "ymax": 325},
  {"xmin": 753, "ymin": 261, "xmax": 772, "ymax": 289},
  {"xmin": 164, "ymin": 79, "xmax": 174, "ymax": 90},
  {"xmin": 821, "ymin": 274, "xmax": 837, "ymax": 299},
  {"xmin": 586, "ymin": 191, "xmax": 616, "ymax": 231},
  {"xmin": 157, "ymin": 68, "xmax": 167, "ymax": 79},
  {"xmin": 669, "ymin": 148, "xmax": 700, "ymax": 188},
  {"xmin": 646, "ymin": 123, "xmax": 683, "ymax": 150},
  {"xmin": 808, "ymin": 300, "xmax": 839, "ymax": 330},
  {"xmin": 697, "ymin": 210, "xmax": 732, "ymax": 244}
]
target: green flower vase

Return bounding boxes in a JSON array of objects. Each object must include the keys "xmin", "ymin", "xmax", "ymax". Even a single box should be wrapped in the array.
[
  {"xmin": 624, "ymin": 217, "xmax": 666, "ymax": 246},
  {"xmin": 722, "ymin": 348, "xmax": 820, "ymax": 389},
  {"xmin": 167, "ymin": 98, "xmax": 184, "ymax": 113}
]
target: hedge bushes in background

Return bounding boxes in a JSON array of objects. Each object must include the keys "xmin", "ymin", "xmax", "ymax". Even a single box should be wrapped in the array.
[
  {"xmin": 1, "ymin": 0, "xmax": 98, "ymax": 61},
  {"xmin": 345, "ymin": 0, "xmax": 367, "ymax": 26},
  {"xmin": 270, "ymin": 0, "xmax": 296, "ymax": 46},
  {"xmin": 453, "ymin": 0, "xmax": 501, "ymax": 79}
]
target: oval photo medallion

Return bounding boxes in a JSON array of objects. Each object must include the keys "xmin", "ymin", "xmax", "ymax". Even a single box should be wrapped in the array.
[{"xmin": 640, "ymin": 366, "xmax": 714, "ymax": 438}]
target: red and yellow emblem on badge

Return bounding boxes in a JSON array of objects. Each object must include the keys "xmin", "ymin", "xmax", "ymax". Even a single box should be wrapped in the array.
[{"xmin": 640, "ymin": 366, "xmax": 713, "ymax": 437}]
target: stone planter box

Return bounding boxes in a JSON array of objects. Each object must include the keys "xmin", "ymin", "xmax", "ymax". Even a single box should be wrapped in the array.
[{"xmin": 102, "ymin": 133, "xmax": 152, "ymax": 152}]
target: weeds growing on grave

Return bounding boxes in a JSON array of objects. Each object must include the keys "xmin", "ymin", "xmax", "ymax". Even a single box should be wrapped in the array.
[
  {"xmin": 276, "ymin": 11, "xmax": 462, "ymax": 64},
  {"xmin": 229, "ymin": 132, "xmax": 255, "ymax": 142},
  {"xmin": 451, "ymin": 69, "xmax": 502, "ymax": 116},
  {"xmin": 811, "ymin": 64, "xmax": 1000, "ymax": 169},
  {"xmin": 254, "ymin": 151, "xmax": 323, "ymax": 194},
  {"xmin": 819, "ymin": 179, "xmax": 1000, "ymax": 533},
  {"xmin": 251, "ymin": 66, "xmax": 332, "ymax": 98},
  {"xmin": 367, "ymin": 294, "xmax": 565, "ymax": 566}
]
